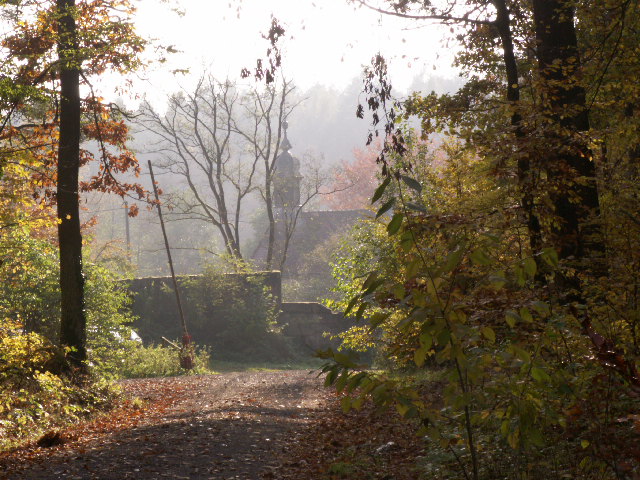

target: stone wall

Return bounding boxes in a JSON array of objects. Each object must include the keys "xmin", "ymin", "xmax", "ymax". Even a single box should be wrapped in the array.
[
  {"xmin": 125, "ymin": 272, "xmax": 349, "ymax": 356},
  {"xmin": 126, "ymin": 272, "xmax": 282, "ymax": 345},
  {"xmin": 280, "ymin": 302, "xmax": 350, "ymax": 352}
]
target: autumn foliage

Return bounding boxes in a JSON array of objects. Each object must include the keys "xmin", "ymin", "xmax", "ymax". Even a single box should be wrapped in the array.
[
  {"xmin": 0, "ymin": 0, "xmax": 148, "ymax": 212},
  {"xmin": 323, "ymin": 140, "xmax": 382, "ymax": 211},
  {"xmin": 320, "ymin": 1, "xmax": 640, "ymax": 479}
]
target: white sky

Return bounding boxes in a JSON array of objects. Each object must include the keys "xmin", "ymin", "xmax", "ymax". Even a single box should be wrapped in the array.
[{"xmin": 100, "ymin": 0, "xmax": 459, "ymax": 107}]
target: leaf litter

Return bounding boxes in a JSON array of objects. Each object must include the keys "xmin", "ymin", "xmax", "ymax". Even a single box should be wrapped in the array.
[{"xmin": 0, "ymin": 371, "xmax": 425, "ymax": 479}]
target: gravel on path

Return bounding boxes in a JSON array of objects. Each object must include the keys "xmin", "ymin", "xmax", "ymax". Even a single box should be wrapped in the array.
[{"xmin": 0, "ymin": 370, "xmax": 329, "ymax": 480}]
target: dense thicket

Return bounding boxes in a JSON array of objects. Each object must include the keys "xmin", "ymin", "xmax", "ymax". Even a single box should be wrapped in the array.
[{"xmin": 322, "ymin": 1, "xmax": 640, "ymax": 478}]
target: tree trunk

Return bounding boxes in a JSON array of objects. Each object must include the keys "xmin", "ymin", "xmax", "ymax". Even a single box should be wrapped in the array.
[
  {"xmin": 531, "ymin": 0, "xmax": 605, "ymax": 265},
  {"xmin": 493, "ymin": 0, "xmax": 543, "ymax": 267},
  {"xmin": 56, "ymin": 0, "xmax": 87, "ymax": 369},
  {"xmin": 530, "ymin": 1, "xmax": 640, "ymax": 390},
  {"xmin": 265, "ymin": 170, "xmax": 275, "ymax": 269}
]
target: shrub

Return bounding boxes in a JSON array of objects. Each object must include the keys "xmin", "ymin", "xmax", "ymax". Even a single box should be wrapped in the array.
[
  {"xmin": 131, "ymin": 259, "xmax": 290, "ymax": 362},
  {"xmin": 0, "ymin": 322, "xmax": 118, "ymax": 449},
  {"xmin": 117, "ymin": 343, "xmax": 211, "ymax": 378},
  {"xmin": 0, "ymin": 231, "xmax": 142, "ymax": 376},
  {"xmin": 185, "ymin": 262, "xmax": 281, "ymax": 359}
]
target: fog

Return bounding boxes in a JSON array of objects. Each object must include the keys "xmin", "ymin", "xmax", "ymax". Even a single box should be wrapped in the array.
[{"xmin": 82, "ymin": 71, "xmax": 461, "ymax": 280}]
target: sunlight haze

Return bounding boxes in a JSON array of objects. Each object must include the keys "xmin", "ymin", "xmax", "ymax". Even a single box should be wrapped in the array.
[{"xmin": 109, "ymin": 0, "xmax": 458, "ymax": 107}]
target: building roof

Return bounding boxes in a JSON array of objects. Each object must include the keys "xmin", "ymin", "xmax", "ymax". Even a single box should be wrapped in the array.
[{"xmin": 252, "ymin": 209, "xmax": 370, "ymax": 275}]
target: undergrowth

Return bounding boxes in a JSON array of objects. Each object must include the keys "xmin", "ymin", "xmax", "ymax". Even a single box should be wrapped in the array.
[
  {"xmin": 117, "ymin": 343, "xmax": 212, "ymax": 378},
  {"xmin": 0, "ymin": 325, "xmax": 120, "ymax": 450},
  {"xmin": 0, "ymin": 320, "xmax": 214, "ymax": 451}
]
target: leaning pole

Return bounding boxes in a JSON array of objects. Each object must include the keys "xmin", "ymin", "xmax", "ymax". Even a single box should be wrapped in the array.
[{"xmin": 148, "ymin": 160, "xmax": 193, "ymax": 369}]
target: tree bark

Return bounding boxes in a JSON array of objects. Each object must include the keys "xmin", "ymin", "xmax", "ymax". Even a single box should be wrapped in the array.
[
  {"xmin": 531, "ymin": 1, "xmax": 640, "ymax": 390},
  {"xmin": 493, "ymin": 0, "xmax": 543, "ymax": 267},
  {"xmin": 531, "ymin": 0, "xmax": 605, "ymax": 265},
  {"xmin": 56, "ymin": 0, "xmax": 87, "ymax": 368}
]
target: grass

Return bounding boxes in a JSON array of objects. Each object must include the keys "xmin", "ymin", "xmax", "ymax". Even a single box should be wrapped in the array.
[{"xmin": 209, "ymin": 357, "xmax": 325, "ymax": 373}]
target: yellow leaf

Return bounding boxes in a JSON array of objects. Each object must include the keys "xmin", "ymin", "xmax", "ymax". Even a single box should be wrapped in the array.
[{"xmin": 481, "ymin": 327, "xmax": 496, "ymax": 343}]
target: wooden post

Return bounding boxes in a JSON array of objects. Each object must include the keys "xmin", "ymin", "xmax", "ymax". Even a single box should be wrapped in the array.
[{"xmin": 147, "ymin": 161, "xmax": 189, "ymax": 338}]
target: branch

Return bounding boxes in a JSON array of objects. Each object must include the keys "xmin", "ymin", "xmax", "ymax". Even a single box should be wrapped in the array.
[{"xmin": 354, "ymin": 0, "xmax": 494, "ymax": 25}]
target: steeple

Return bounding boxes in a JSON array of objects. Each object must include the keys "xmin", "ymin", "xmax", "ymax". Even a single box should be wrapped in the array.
[
  {"xmin": 273, "ymin": 119, "xmax": 301, "ymax": 209},
  {"xmin": 279, "ymin": 121, "xmax": 292, "ymax": 152}
]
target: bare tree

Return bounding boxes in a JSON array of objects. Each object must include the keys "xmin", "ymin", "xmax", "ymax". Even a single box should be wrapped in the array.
[
  {"xmin": 138, "ymin": 75, "xmax": 299, "ymax": 264},
  {"xmin": 274, "ymin": 154, "xmax": 330, "ymax": 272},
  {"xmin": 234, "ymin": 79, "xmax": 298, "ymax": 268},
  {"xmin": 139, "ymin": 76, "xmax": 258, "ymax": 259}
]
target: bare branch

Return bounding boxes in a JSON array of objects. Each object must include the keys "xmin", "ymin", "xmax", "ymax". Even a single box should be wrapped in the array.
[{"xmin": 353, "ymin": 0, "xmax": 494, "ymax": 25}]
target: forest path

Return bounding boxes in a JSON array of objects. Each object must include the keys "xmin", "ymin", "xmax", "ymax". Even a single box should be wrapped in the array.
[{"xmin": 0, "ymin": 370, "xmax": 330, "ymax": 480}]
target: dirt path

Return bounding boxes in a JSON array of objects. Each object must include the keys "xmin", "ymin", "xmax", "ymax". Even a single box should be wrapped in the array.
[{"xmin": 0, "ymin": 371, "xmax": 329, "ymax": 480}]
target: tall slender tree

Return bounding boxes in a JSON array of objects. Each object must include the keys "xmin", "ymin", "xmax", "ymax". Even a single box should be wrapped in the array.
[
  {"xmin": 56, "ymin": 0, "xmax": 86, "ymax": 367},
  {"xmin": 531, "ymin": 0, "xmax": 604, "ymax": 266},
  {"xmin": 1, "ymin": 0, "xmax": 148, "ymax": 370}
]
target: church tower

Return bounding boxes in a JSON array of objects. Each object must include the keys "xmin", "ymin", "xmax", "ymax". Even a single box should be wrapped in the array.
[{"xmin": 272, "ymin": 121, "xmax": 301, "ymax": 211}]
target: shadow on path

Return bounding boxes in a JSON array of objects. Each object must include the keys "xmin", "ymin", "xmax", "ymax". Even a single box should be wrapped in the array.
[{"xmin": 1, "ymin": 370, "xmax": 327, "ymax": 480}]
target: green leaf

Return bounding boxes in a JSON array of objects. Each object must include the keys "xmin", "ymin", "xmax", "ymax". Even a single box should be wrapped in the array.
[
  {"xmin": 531, "ymin": 301, "xmax": 550, "ymax": 317},
  {"xmin": 488, "ymin": 273, "xmax": 506, "ymax": 290},
  {"xmin": 371, "ymin": 383, "xmax": 388, "ymax": 403},
  {"xmin": 531, "ymin": 366, "xmax": 551, "ymax": 383},
  {"xmin": 505, "ymin": 311, "xmax": 519, "ymax": 328},
  {"xmin": 541, "ymin": 247, "xmax": 558, "ymax": 267},
  {"xmin": 519, "ymin": 307, "xmax": 533, "ymax": 323},
  {"xmin": 523, "ymin": 257, "xmax": 537, "ymax": 278},
  {"xmin": 436, "ymin": 329, "xmax": 451, "ymax": 346},
  {"xmin": 344, "ymin": 296, "xmax": 359, "ymax": 315},
  {"xmin": 334, "ymin": 352, "xmax": 357, "ymax": 368},
  {"xmin": 361, "ymin": 271, "xmax": 385, "ymax": 296},
  {"xmin": 442, "ymin": 247, "xmax": 464, "ymax": 274},
  {"xmin": 376, "ymin": 197, "xmax": 395, "ymax": 218},
  {"xmin": 363, "ymin": 279, "xmax": 384, "ymax": 296},
  {"xmin": 558, "ymin": 382, "xmax": 573, "ymax": 395},
  {"xmin": 400, "ymin": 231, "xmax": 414, "ymax": 252},
  {"xmin": 362, "ymin": 271, "xmax": 379, "ymax": 291},
  {"xmin": 396, "ymin": 402, "xmax": 410, "ymax": 417},
  {"xmin": 347, "ymin": 372, "xmax": 367, "ymax": 392},
  {"xmin": 470, "ymin": 248, "xmax": 492, "ymax": 266},
  {"xmin": 581, "ymin": 439, "xmax": 590, "ymax": 449},
  {"xmin": 414, "ymin": 347, "xmax": 427, "ymax": 367},
  {"xmin": 325, "ymin": 367, "xmax": 338, "ymax": 386},
  {"xmin": 371, "ymin": 177, "xmax": 391, "ymax": 204},
  {"xmin": 500, "ymin": 420, "xmax": 510, "ymax": 437},
  {"xmin": 392, "ymin": 284, "xmax": 406, "ymax": 300},
  {"xmin": 400, "ymin": 175, "xmax": 422, "ymax": 193},
  {"xmin": 515, "ymin": 265, "xmax": 525, "ymax": 287},
  {"xmin": 510, "ymin": 344, "xmax": 531, "ymax": 363},
  {"xmin": 481, "ymin": 326, "xmax": 496, "ymax": 343},
  {"xmin": 528, "ymin": 428, "xmax": 544, "ymax": 447},
  {"xmin": 335, "ymin": 373, "xmax": 349, "ymax": 392},
  {"xmin": 406, "ymin": 258, "xmax": 421, "ymax": 279},
  {"xmin": 412, "ymin": 291, "xmax": 427, "ymax": 308},
  {"xmin": 369, "ymin": 312, "xmax": 390, "ymax": 329},
  {"xmin": 419, "ymin": 332, "xmax": 433, "ymax": 350},
  {"xmin": 387, "ymin": 213, "xmax": 403, "ymax": 235},
  {"xmin": 341, "ymin": 395, "xmax": 352, "ymax": 413}
]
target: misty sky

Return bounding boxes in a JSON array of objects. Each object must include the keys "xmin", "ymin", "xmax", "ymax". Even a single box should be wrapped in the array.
[
  {"xmin": 87, "ymin": 0, "xmax": 465, "ymax": 272},
  {"xmin": 100, "ymin": 0, "xmax": 459, "ymax": 108}
]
